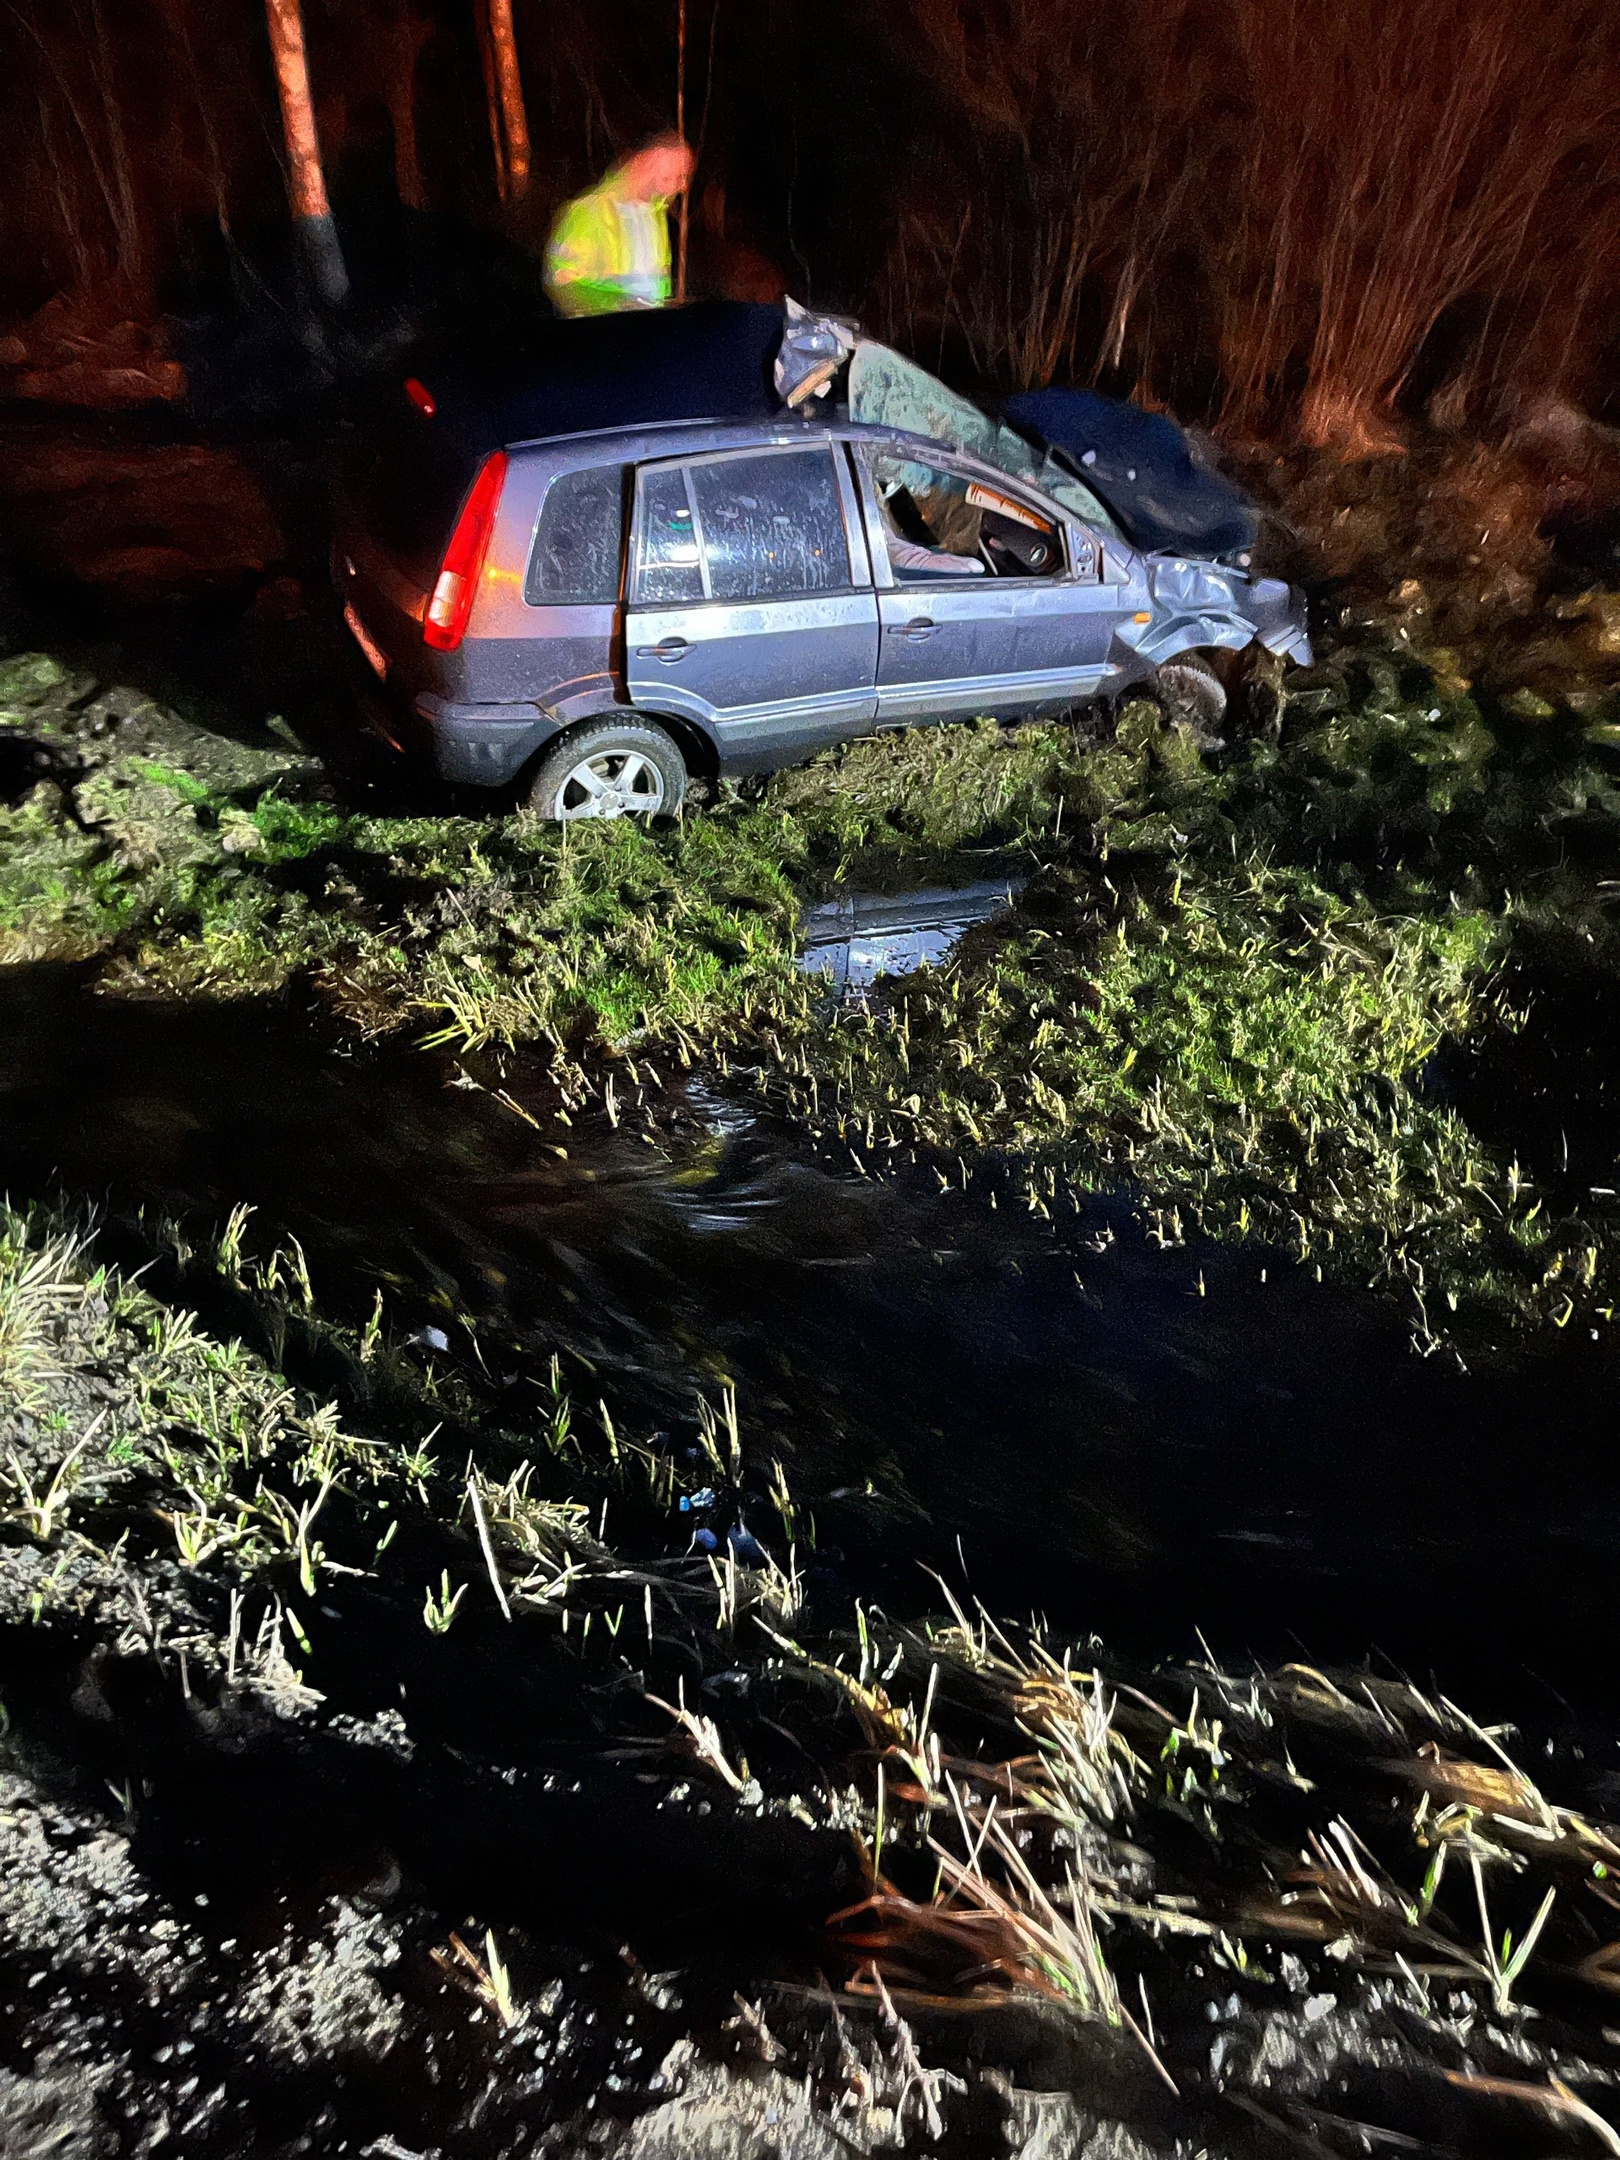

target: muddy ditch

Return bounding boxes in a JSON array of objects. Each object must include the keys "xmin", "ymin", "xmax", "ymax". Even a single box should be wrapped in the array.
[{"xmin": 1, "ymin": 958, "xmax": 1619, "ymax": 1696}]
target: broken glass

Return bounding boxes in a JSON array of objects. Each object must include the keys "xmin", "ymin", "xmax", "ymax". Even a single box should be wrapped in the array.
[{"xmin": 848, "ymin": 343, "xmax": 1119, "ymax": 536}]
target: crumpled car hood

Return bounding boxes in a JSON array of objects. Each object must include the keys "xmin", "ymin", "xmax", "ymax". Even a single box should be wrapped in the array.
[{"xmin": 999, "ymin": 386, "xmax": 1260, "ymax": 561}]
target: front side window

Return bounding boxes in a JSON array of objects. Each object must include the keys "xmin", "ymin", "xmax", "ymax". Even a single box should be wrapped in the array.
[
  {"xmin": 525, "ymin": 462, "xmax": 627, "ymax": 605},
  {"xmin": 869, "ymin": 453, "xmax": 1064, "ymax": 583},
  {"xmin": 687, "ymin": 449, "xmax": 852, "ymax": 601},
  {"xmin": 635, "ymin": 465, "xmax": 704, "ymax": 604}
]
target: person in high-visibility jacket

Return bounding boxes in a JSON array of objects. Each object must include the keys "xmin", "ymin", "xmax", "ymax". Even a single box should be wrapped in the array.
[{"xmin": 544, "ymin": 135, "xmax": 696, "ymax": 318}]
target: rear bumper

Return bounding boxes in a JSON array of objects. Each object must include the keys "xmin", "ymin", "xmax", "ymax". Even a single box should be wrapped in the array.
[
  {"xmin": 412, "ymin": 696, "xmax": 561, "ymax": 787},
  {"xmin": 334, "ymin": 553, "xmax": 559, "ymax": 787}
]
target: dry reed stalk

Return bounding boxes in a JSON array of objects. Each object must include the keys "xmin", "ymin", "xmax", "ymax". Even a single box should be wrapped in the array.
[
  {"xmin": 160, "ymin": 0, "xmax": 234, "ymax": 239},
  {"xmin": 382, "ymin": 8, "xmax": 432, "ymax": 213},
  {"xmin": 893, "ymin": 0, "xmax": 1620, "ymax": 439},
  {"xmin": 7, "ymin": 1, "xmax": 135, "ymax": 282},
  {"xmin": 1217, "ymin": 0, "xmax": 1620, "ymax": 446},
  {"xmin": 885, "ymin": 0, "xmax": 1183, "ymax": 386},
  {"xmin": 1443, "ymin": 2073, "xmax": 1620, "ymax": 2155},
  {"xmin": 647, "ymin": 1676, "xmax": 750, "ymax": 1792},
  {"xmin": 80, "ymin": 0, "xmax": 141, "ymax": 277},
  {"xmin": 830, "ymin": 1885, "xmax": 1054, "ymax": 1997},
  {"xmin": 32, "ymin": 81, "xmax": 92, "ymax": 288},
  {"xmin": 474, "ymin": 0, "xmax": 508, "ymax": 204}
]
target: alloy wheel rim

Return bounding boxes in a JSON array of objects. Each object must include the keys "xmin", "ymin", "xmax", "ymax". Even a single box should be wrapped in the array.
[{"xmin": 556, "ymin": 750, "xmax": 666, "ymax": 820}]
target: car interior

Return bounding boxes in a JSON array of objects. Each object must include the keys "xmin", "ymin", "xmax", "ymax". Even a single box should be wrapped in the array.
[{"xmin": 868, "ymin": 452, "xmax": 1065, "ymax": 582}]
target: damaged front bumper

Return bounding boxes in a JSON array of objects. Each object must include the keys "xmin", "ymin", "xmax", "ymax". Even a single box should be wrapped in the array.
[{"xmin": 1128, "ymin": 557, "xmax": 1312, "ymax": 669}]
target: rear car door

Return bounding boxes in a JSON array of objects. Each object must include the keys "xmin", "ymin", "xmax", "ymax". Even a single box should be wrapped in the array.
[
  {"xmin": 625, "ymin": 445, "xmax": 879, "ymax": 767},
  {"xmin": 856, "ymin": 446, "xmax": 1121, "ymax": 722}
]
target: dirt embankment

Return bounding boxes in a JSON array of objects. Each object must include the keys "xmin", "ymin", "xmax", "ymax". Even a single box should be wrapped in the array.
[{"xmin": 6, "ymin": 1198, "xmax": 1620, "ymax": 2156}]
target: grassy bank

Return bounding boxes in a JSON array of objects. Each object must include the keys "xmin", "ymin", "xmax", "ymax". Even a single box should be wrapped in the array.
[{"xmin": 3, "ymin": 631, "xmax": 1620, "ymax": 1340}]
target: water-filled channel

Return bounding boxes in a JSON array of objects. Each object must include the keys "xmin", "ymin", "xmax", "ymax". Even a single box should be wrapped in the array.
[{"xmin": 3, "ymin": 958, "xmax": 1617, "ymax": 1727}]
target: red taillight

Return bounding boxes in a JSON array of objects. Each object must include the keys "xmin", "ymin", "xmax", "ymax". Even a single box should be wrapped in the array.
[
  {"xmin": 404, "ymin": 375, "xmax": 436, "ymax": 415},
  {"xmin": 423, "ymin": 451, "xmax": 507, "ymax": 653}
]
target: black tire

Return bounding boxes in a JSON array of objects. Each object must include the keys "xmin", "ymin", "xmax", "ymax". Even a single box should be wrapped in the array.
[
  {"xmin": 1150, "ymin": 657, "xmax": 1228, "ymax": 749},
  {"xmin": 524, "ymin": 718, "xmax": 688, "ymax": 822}
]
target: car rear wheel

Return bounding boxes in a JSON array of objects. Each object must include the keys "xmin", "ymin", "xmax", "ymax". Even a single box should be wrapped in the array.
[{"xmin": 525, "ymin": 719, "xmax": 687, "ymax": 822}]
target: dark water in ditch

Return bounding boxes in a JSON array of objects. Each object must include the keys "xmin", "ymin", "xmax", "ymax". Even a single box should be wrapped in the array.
[{"xmin": 4, "ymin": 956, "xmax": 1620, "ymax": 1727}]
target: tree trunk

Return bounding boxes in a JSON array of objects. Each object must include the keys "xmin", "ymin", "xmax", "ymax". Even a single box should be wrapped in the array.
[
  {"xmin": 263, "ymin": 0, "xmax": 348, "ymax": 307},
  {"xmin": 486, "ymin": 0, "xmax": 531, "ymax": 200},
  {"xmin": 386, "ymin": 14, "xmax": 432, "ymax": 212},
  {"xmin": 474, "ymin": 0, "xmax": 508, "ymax": 202},
  {"xmin": 675, "ymin": 0, "xmax": 688, "ymax": 300}
]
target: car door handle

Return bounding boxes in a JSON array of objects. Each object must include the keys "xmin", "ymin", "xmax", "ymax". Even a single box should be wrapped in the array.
[
  {"xmin": 635, "ymin": 636, "xmax": 689, "ymax": 662},
  {"xmin": 891, "ymin": 617, "xmax": 936, "ymax": 639}
]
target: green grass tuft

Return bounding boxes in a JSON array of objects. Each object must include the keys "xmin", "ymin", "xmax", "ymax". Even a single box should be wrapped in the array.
[{"xmin": 4, "ymin": 637, "xmax": 1620, "ymax": 1337}]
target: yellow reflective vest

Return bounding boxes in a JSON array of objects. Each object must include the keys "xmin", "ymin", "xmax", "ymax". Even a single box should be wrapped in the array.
[{"xmin": 544, "ymin": 179, "xmax": 672, "ymax": 317}]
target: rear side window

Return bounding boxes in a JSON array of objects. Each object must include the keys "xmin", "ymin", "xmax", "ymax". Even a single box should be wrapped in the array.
[
  {"xmin": 688, "ymin": 449, "xmax": 851, "ymax": 600},
  {"xmin": 635, "ymin": 466, "xmax": 704, "ymax": 604},
  {"xmin": 525, "ymin": 463, "xmax": 627, "ymax": 606}
]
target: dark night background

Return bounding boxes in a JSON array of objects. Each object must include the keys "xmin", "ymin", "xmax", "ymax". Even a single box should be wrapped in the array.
[{"xmin": 2, "ymin": 0, "xmax": 1619, "ymax": 444}]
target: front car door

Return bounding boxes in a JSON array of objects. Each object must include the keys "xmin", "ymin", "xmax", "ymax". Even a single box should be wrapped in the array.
[
  {"xmin": 854, "ymin": 444, "xmax": 1123, "ymax": 724},
  {"xmin": 625, "ymin": 444, "xmax": 879, "ymax": 770}
]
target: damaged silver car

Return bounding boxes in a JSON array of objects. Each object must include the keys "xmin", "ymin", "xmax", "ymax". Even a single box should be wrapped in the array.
[{"xmin": 335, "ymin": 300, "xmax": 1309, "ymax": 818}]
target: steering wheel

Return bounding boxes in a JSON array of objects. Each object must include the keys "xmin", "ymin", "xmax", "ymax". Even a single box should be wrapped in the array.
[{"xmin": 979, "ymin": 511, "xmax": 1057, "ymax": 578}]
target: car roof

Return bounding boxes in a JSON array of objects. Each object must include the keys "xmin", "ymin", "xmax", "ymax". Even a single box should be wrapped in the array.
[{"xmin": 505, "ymin": 413, "xmax": 836, "ymax": 458}]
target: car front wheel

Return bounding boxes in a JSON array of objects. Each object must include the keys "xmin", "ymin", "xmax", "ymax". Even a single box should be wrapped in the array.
[
  {"xmin": 525, "ymin": 719, "xmax": 687, "ymax": 822},
  {"xmin": 1149, "ymin": 657, "xmax": 1228, "ymax": 748}
]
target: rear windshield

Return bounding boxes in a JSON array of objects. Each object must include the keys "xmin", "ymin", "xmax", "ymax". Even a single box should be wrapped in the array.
[
  {"xmin": 345, "ymin": 408, "xmax": 484, "ymax": 585},
  {"xmin": 525, "ymin": 463, "xmax": 628, "ymax": 606}
]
